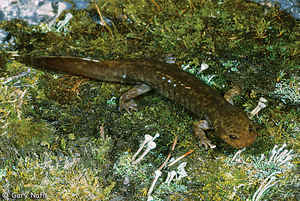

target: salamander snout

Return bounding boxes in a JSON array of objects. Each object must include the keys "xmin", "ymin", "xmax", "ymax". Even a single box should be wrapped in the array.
[{"xmin": 219, "ymin": 113, "xmax": 257, "ymax": 148}]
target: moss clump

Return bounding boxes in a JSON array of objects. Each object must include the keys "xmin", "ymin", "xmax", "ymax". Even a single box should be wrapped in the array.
[
  {"xmin": 0, "ymin": 0, "xmax": 299, "ymax": 200},
  {"xmin": 0, "ymin": 152, "xmax": 116, "ymax": 200},
  {"xmin": 5, "ymin": 119, "xmax": 54, "ymax": 148}
]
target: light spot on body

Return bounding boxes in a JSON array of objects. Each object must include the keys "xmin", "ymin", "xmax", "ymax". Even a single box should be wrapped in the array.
[{"xmin": 82, "ymin": 58, "xmax": 100, "ymax": 62}]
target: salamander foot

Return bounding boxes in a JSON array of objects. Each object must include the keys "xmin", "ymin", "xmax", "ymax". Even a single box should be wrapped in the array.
[
  {"xmin": 119, "ymin": 84, "xmax": 152, "ymax": 113},
  {"xmin": 193, "ymin": 120, "xmax": 216, "ymax": 149},
  {"xmin": 119, "ymin": 99, "xmax": 138, "ymax": 113}
]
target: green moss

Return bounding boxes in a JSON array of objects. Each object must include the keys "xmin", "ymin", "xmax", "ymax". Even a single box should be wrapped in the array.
[
  {"xmin": 5, "ymin": 119, "xmax": 54, "ymax": 148},
  {"xmin": 0, "ymin": 153, "xmax": 116, "ymax": 200},
  {"xmin": 0, "ymin": 0, "xmax": 299, "ymax": 200}
]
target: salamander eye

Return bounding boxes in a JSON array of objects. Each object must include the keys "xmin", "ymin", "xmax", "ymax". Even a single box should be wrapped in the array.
[
  {"xmin": 229, "ymin": 135, "xmax": 238, "ymax": 140},
  {"xmin": 249, "ymin": 124, "xmax": 256, "ymax": 133}
]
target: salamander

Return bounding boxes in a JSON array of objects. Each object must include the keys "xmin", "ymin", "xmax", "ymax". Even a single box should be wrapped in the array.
[{"xmin": 16, "ymin": 56, "xmax": 257, "ymax": 148}]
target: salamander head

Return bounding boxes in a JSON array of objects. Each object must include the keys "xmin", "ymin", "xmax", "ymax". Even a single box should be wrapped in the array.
[{"xmin": 216, "ymin": 111, "xmax": 257, "ymax": 148}]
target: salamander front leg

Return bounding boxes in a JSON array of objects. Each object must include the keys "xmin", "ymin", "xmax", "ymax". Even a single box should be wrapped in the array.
[
  {"xmin": 119, "ymin": 83, "xmax": 152, "ymax": 113},
  {"xmin": 193, "ymin": 120, "xmax": 216, "ymax": 149}
]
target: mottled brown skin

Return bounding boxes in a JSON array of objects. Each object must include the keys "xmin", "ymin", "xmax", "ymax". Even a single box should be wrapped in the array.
[{"xmin": 17, "ymin": 56, "xmax": 256, "ymax": 148}]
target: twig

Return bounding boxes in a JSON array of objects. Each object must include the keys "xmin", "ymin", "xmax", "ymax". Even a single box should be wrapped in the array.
[
  {"xmin": 168, "ymin": 149, "xmax": 194, "ymax": 167},
  {"xmin": 158, "ymin": 136, "xmax": 177, "ymax": 170},
  {"xmin": 95, "ymin": 3, "xmax": 113, "ymax": 37}
]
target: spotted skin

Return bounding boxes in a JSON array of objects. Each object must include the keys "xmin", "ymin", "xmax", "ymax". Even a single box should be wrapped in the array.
[{"xmin": 17, "ymin": 56, "xmax": 257, "ymax": 148}]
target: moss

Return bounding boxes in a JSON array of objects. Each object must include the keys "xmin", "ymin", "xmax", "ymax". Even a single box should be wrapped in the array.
[
  {"xmin": 0, "ymin": 0, "xmax": 299, "ymax": 200},
  {"xmin": 0, "ymin": 153, "xmax": 116, "ymax": 200},
  {"xmin": 5, "ymin": 119, "xmax": 54, "ymax": 148}
]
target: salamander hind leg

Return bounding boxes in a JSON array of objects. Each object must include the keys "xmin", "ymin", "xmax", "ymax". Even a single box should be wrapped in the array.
[
  {"xmin": 224, "ymin": 85, "xmax": 241, "ymax": 105},
  {"xmin": 119, "ymin": 84, "xmax": 152, "ymax": 113},
  {"xmin": 193, "ymin": 120, "xmax": 216, "ymax": 149}
]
